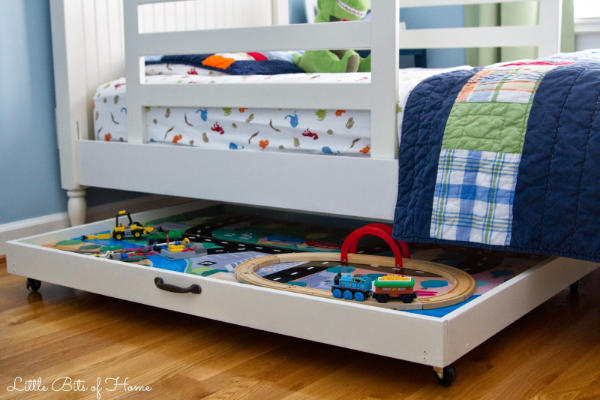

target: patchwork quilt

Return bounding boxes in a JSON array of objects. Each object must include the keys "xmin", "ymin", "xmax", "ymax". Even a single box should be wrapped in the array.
[{"xmin": 393, "ymin": 50, "xmax": 600, "ymax": 262}]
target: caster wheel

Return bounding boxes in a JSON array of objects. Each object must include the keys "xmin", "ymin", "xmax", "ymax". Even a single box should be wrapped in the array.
[
  {"xmin": 433, "ymin": 365, "xmax": 456, "ymax": 387},
  {"xmin": 26, "ymin": 278, "xmax": 41, "ymax": 293},
  {"xmin": 569, "ymin": 281, "xmax": 580, "ymax": 296}
]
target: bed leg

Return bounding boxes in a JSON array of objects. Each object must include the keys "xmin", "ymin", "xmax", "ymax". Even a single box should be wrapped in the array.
[
  {"xmin": 433, "ymin": 365, "xmax": 456, "ymax": 387},
  {"xmin": 67, "ymin": 189, "xmax": 87, "ymax": 226}
]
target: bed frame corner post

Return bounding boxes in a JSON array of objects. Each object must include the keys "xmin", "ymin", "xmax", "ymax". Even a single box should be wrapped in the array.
[
  {"xmin": 271, "ymin": 0, "xmax": 290, "ymax": 25},
  {"xmin": 538, "ymin": 0, "xmax": 563, "ymax": 57},
  {"xmin": 67, "ymin": 189, "xmax": 87, "ymax": 226},
  {"xmin": 369, "ymin": 0, "xmax": 400, "ymax": 160},
  {"xmin": 50, "ymin": 0, "xmax": 89, "ymax": 226},
  {"xmin": 124, "ymin": 0, "xmax": 147, "ymax": 144}
]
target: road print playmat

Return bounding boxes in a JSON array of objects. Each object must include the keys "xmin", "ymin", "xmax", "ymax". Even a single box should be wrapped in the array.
[{"xmin": 45, "ymin": 205, "xmax": 547, "ymax": 317}]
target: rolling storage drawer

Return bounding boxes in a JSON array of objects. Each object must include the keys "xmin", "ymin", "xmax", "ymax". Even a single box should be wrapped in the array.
[{"xmin": 5, "ymin": 202, "xmax": 598, "ymax": 371}]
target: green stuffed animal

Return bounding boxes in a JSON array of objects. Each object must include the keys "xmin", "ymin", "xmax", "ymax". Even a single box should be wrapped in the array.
[{"xmin": 293, "ymin": 0, "xmax": 371, "ymax": 73}]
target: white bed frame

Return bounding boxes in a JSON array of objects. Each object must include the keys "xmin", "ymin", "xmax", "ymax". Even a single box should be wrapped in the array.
[{"xmin": 50, "ymin": 0, "xmax": 563, "ymax": 225}]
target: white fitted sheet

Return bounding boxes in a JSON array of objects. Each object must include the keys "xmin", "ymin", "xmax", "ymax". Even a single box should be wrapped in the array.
[{"xmin": 93, "ymin": 68, "xmax": 468, "ymax": 156}]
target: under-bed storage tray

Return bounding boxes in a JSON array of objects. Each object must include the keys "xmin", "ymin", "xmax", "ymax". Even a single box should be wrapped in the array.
[{"xmin": 5, "ymin": 202, "xmax": 598, "ymax": 369}]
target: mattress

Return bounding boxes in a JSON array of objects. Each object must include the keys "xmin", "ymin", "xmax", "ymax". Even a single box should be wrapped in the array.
[{"xmin": 93, "ymin": 67, "xmax": 468, "ymax": 156}]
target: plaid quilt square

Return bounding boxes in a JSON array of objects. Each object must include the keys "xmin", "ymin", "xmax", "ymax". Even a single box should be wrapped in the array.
[
  {"xmin": 430, "ymin": 149, "xmax": 520, "ymax": 246},
  {"xmin": 456, "ymin": 65, "xmax": 556, "ymax": 104}
]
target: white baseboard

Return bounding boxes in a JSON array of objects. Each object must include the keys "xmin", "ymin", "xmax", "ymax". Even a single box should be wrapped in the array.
[{"xmin": 0, "ymin": 195, "xmax": 192, "ymax": 255}]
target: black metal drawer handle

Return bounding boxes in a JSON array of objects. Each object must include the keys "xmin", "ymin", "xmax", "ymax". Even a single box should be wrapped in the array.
[{"xmin": 154, "ymin": 277, "xmax": 201, "ymax": 294}]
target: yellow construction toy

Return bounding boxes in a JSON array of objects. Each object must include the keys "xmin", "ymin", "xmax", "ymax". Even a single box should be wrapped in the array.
[
  {"xmin": 83, "ymin": 210, "xmax": 154, "ymax": 241},
  {"xmin": 167, "ymin": 238, "xmax": 191, "ymax": 253}
]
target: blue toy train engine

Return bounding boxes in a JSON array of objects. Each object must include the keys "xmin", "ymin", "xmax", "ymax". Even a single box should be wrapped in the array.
[{"xmin": 331, "ymin": 273, "xmax": 373, "ymax": 302}]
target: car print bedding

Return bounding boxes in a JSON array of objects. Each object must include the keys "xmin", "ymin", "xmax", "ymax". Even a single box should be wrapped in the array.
[
  {"xmin": 393, "ymin": 50, "xmax": 600, "ymax": 262},
  {"xmin": 93, "ymin": 67, "xmax": 468, "ymax": 156}
]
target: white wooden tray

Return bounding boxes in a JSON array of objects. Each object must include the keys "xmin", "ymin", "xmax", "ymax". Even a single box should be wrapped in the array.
[{"xmin": 5, "ymin": 202, "xmax": 598, "ymax": 383}]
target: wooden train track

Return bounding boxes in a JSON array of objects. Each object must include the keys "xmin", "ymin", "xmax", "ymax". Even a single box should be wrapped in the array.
[{"xmin": 235, "ymin": 252, "xmax": 476, "ymax": 310}]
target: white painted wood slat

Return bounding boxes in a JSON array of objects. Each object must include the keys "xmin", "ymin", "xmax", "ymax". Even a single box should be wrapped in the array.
[
  {"xmin": 398, "ymin": 26, "xmax": 545, "ymax": 49},
  {"xmin": 539, "ymin": 0, "xmax": 563, "ymax": 56},
  {"xmin": 124, "ymin": 0, "xmax": 147, "ymax": 144},
  {"xmin": 77, "ymin": 141, "xmax": 399, "ymax": 220},
  {"xmin": 135, "ymin": 21, "xmax": 371, "ymax": 55},
  {"xmin": 400, "ymin": 0, "xmax": 533, "ymax": 7},
  {"xmin": 370, "ymin": 0, "xmax": 399, "ymax": 159},
  {"xmin": 271, "ymin": 0, "xmax": 290, "ymax": 25},
  {"xmin": 138, "ymin": 82, "xmax": 372, "ymax": 109}
]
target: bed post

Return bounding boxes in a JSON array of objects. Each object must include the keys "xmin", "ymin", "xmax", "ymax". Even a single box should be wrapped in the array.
[
  {"xmin": 50, "ymin": 0, "xmax": 88, "ymax": 226},
  {"xmin": 124, "ymin": 0, "xmax": 147, "ymax": 145},
  {"xmin": 538, "ymin": 0, "xmax": 563, "ymax": 57},
  {"xmin": 271, "ymin": 0, "xmax": 290, "ymax": 25},
  {"xmin": 370, "ymin": 0, "xmax": 400, "ymax": 159},
  {"xmin": 66, "ymin": 190, "xmax": 87, "ymax": 226}
]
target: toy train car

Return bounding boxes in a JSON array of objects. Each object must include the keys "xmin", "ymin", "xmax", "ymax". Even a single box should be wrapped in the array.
[
  {"xmin": 331, "ymin": 273, "xmax": 417, "ymax": 303},
  {"xmin": 331, "ymin": 273, "xmax": 372, "ymax": 302},
  {"xmin": 372, "ymin": 275, "xmax": 417, "ymax": 303}
]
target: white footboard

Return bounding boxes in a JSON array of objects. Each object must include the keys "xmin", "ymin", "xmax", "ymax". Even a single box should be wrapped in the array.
[
  {"xmin": 51, "ymin": 0, "xmax": 563, "ymax": 220},
  {"xmin": 125, "ymin": 0, "xmax": 401, "ymax": 159}
]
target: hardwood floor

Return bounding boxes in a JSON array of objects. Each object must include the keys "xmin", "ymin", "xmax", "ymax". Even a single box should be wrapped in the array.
[{"xmin": 0, "ymin": 258, "xmax": 598, "ymax": 400}]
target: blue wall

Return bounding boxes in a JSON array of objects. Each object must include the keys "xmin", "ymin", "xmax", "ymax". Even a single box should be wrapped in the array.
[
  {"xmin": 289, "ymin": 0, "xmax": 307, "ymax": 23},
  {"xmin": 0, "ymin": 0, "xmax": 464, "ymax": 225},
  {"xmin": 0, "ymin": 0, "xmax": 66, "ymax": 223},
  {"xmin": 400, "ymin": 6, "xmax": 466, "ymax": 68},
  {"xmin": 0, "ymin": 0, "xmax": 142, "ymax": 224}
]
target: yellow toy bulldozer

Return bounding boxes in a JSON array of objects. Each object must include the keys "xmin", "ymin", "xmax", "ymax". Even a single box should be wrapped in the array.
[
  {"xmin": 82, "ymin": 210, "xmax": 154, "ymax": 241},
  {"xmin": 112, "ymin": 210, "xmax": 154, "ymax": 240}
]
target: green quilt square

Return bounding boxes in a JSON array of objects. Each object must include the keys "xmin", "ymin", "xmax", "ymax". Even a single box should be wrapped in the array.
[{"xmin": 442, "ymin": 102, "xmax": 531, "ymax": 154}]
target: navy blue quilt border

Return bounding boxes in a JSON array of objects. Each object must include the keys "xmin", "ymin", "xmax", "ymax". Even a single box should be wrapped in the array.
[
  {"xmin": 393, "ymin": 68, "xmax": 479, "ymax": 240},
  {"xmin": 393, "ymin": 62, "xmax": 600, "ymax": 262},
  {"xmin": 511, "ymin": 62, "xmax": 600, "ymax": 261}
]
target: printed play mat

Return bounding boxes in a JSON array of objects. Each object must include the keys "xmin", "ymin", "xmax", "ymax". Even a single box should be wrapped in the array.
[{"xmin": 45, "ymin": 205, "xmax": 548, "ymax": 317}]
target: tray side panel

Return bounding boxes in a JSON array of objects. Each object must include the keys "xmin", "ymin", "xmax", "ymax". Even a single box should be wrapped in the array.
[
  {"xmin": 443, "ymin": 257, "xmax": 598, "ymax": 366},
  {"xmin": 10, "ymin": 201, "xmax": 210, "ymax": 246},
  {"xmin": 6, "ymin": 241, "xmax": 446, "ymax": 367}
]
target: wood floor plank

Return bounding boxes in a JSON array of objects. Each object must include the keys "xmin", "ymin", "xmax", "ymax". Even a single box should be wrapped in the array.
[
  {"xmin": 0, "ymin": 259, "xmax": 598, "ymax": 399},
  {"xmin": 530, "ymin": 342, "xmax": 600, "ymax": 400},
  {"xmin": 576, "ymin": 375, "xmax": 600, "ymax": 400}
]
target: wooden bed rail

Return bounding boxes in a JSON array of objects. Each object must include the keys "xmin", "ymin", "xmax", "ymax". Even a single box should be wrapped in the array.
[
  {"xmin": 124, "ymin": 0, "xmax": 561, "ymax": 160},
  {"xmin": 137, "ymin": 0, "xmax": 290, "ymax": 26},
  {"xmin": 50, "ymin": 0, "xmax": 562, "ymax": 224},
  {"xmin": 124, "ymin": 0, "xmax": 399, "ymax": 158},
  {"xmin": 398, "ymin": 0, "xmax": 562, "ymax": 57},
  {"xmin": 134, "ymin": 22, "xmax": 371, "ymax": 55},
  {"xmin": 402, "ymin": 0, "xmax": 539, "ymax": 6},
  {"xmin": 124, "ymin": 0, "xmax": 401, "ymax": 158}
]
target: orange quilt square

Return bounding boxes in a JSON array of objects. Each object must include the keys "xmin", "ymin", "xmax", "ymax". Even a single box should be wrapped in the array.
[{"xmin": 202, "ymin": 55, "xmax": 236, "ymax": 70}]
